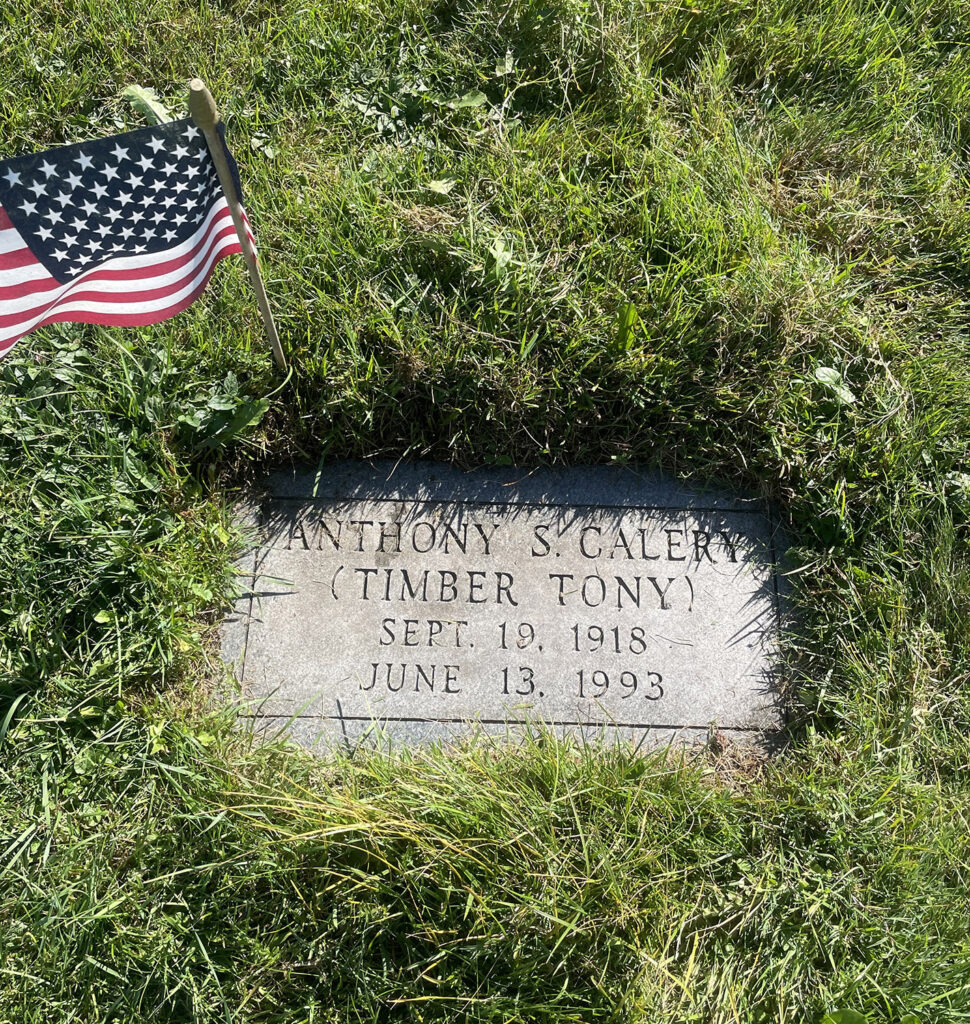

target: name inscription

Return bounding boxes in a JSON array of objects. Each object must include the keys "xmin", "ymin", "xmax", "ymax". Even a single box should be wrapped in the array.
[{"xmin": 233, "ymin": 490, "xmax": 783, "ymax": 747}]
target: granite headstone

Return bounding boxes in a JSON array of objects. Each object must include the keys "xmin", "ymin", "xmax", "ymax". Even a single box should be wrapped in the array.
[{"xmin": 222, "ymin": 463, "xmax": 785, "ymax": 751}]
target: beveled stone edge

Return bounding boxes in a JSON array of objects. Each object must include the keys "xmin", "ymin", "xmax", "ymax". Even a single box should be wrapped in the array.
[
  {"xmin": 264, "ymin": 460, "xmax": 773, "ymax": 513},
  {"xmin": 237, "ymin": 714, "xmax": 788, "ymax": 756}
]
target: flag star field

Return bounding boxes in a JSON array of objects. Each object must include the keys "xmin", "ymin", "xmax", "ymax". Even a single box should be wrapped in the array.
[{"xmin": 0, "ymin": 118, "xmax": 250, "ymax": 356}]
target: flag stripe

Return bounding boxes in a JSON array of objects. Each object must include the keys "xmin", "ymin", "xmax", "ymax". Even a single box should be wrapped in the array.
[
  {"xmin": 0, "ymin": 226, "xmax": 29, "ymax": 255},
  {"xmin": 0, "ymin": 209, "xmax": 13, "ymax": 231},
  {"xmin": 0, "ymin": 235, "xmax": 242, "ymax": 351},
  {"xmin": 0, "ymin": 201, "xmax": 236, "ymax": 306},
  {"xmin": 0, "ymin": 249, "xmax": 239, "ymax": 356},
  {"xmin": 0, "ymin": 226, "xmax": 241, "ymax": 328},
  {"xmin": 0, "ymin": 217, "xmax": 238, "ymax": 313},
  {"xmin": 0, "ymin": 274, "xmax": 59, "ymax": 303},
  {"xmin": 0, "ymin": 244, "xmax": 49, "ymax": 286},
  {"xmin": 1, "ymin": 235, "xmax": 241, "ymax": 331},
  {"xmin": 0, "ymin": 225, "xmax": 241, "ymax": 334},
  {"xmin": 0, "ymin": 199, "xmax": 236, "ymax": 278},
  {"xmin": 0, "ymin": 246, "xmax": 37, "ymax": 272}
]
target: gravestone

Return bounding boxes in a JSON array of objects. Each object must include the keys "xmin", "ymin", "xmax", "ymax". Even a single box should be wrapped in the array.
[{"xmin": 222, "ymin": 462, "xmax": 785, "ymax": 751}]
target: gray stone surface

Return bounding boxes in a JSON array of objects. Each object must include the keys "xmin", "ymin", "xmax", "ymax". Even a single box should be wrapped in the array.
[{"xmin": 223, "ymin": 462, "xmax": 786, "ymax": 752}]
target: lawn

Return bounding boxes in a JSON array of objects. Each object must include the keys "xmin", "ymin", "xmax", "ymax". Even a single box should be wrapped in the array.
[{"xmin": 2, "ymin": 0, "xmax": 970, "ymax": 1020}]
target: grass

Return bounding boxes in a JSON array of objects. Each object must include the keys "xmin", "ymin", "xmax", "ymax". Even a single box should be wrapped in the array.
[{"xmin": 2, "ymin": 0, "xmax": 970, "ymax": 1020}]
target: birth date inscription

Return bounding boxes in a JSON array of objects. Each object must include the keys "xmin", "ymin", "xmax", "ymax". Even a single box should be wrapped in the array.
[{"xmin": 227, "ymin": 465, "xmax": 784, "ymax": 750}]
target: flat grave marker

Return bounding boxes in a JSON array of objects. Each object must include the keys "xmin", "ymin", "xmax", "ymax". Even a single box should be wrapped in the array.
[{"xmin": 223, "ymin": 463, "xmax": 785, "ymax": 750}]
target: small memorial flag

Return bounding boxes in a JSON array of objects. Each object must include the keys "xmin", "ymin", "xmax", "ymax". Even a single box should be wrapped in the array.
[{"xmin": 0, "ymin": 111, "xmax": 265, "ymax": 360}]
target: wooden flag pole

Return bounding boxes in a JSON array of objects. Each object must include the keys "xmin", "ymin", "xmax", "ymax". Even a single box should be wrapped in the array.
[{"xmin": 188, "ymin": 78, "xmax": 286, "ymax": 369}]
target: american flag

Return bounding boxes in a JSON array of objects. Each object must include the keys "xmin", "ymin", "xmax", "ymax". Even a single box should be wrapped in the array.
[{"xmin": 0, "ymin": 118, "xmax": 250, "ymax": 358}]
